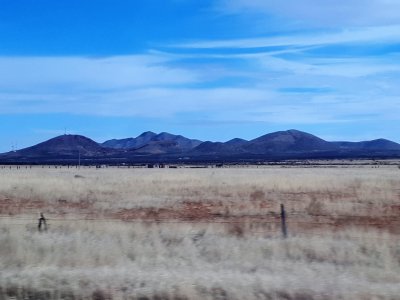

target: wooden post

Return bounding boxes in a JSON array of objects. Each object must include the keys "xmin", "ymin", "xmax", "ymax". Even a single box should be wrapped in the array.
[
  {"xmin": 280, "ymin": 204, "xmax": 287, "ymax": 238},
  {"xmin": 38, "ymin": 213, "xmax": 47, "ymax": 232}
]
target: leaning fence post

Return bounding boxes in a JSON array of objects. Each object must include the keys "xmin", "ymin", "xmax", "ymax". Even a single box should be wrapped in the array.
[
  {"xmin": 38, "ymin": 213, "xmax": 47, "ymax": 232},
  {"xmin": 280, "ymin": 204, "xmax": 287, "ymax": 238}
]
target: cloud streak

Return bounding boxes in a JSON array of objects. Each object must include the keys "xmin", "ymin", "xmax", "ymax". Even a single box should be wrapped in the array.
[
  {"xmin": 176, "ymin": 25, "xmax": 400, "ymax": 50},
  {"xmin": 217, "ymin": 0, "xmax": 400, "ymax": 28},
  {"xmin": 1, "ymin": 1, "xmax": 400, "ymax": 151},
  {"xmin": 0, "ymin": 55, "xmax": 199, "ymax": 92},
  {"xmin": 1, "ymin": 1, "xmax": 399, "ymax": 140}
]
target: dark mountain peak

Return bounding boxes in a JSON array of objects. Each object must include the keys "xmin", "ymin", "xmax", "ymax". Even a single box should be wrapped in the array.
[
  {"xmin": 133, "ymin": 131, "xmax": 158, "ymax": 145},
  {"xmin": 286, "ymin": 129, "xmax": 303, "ymax": 134},
  {"xmin": 102, "ymin": 131, "xmax": 157, "ymax": 149},
  {"xmin": 154, "ymin": 132, "xmax": 178, "ymax": 141},
  {"xmin": 225, "ymin": 138, "xmax": 248, "ymax": 145},
  {"xmin": 131, "ymin": 132, "xmax": 202, "ymax": 154},
  {"xmin": 191, "ymin": 138, "xmax": 249, "ymax": 155},
  {"xmin": 137, "ymin": 131, "xmax": 157, "ymax": 138},
  {"xmin": 36, "ymin": 134, "xmax": 99, "ymax": 149},
  {"xmin": 9, "ymin": 134, "xmax": 106, "ymax": 158},
  {"xmin": 257, "ymin": 129, "xmax": 327, "ymax": 141},
  {"xmin": 333, "ymin": 138, "xmax": 400, "ymax": 151},
  {"xmin": 261, "ymin": 129, "xmax": 318, "ymax": 139},
  {"xmin": 286, "ymin": 129, "xmax": 320, "ymax": 138},
  {"xmin": 102, "ymin": 131, "xmax": 203, "ymax": 154},
  {"xmin": 246, "ymin": 129, "xmax": 336, "ymax": 153},
  {"xmin": 365, "ymin": 139, "xmax": 400, "ymax": 150},
  {"xmin": 367, "ymin": 138, "xmax": 398, "ymax": 145}
]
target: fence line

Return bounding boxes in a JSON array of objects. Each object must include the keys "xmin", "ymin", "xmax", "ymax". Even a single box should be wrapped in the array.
[
  {"xmin": 0, "ymin": 220, "xmax": 398, "ymax": 242},
  {"xmin": 0, "ymin": 223, "xmax": 397, "ymax": 241},
  {"xmin": 0, "ymin": 214, "xmax": 399, "ymax": 224},
  {"xmin": 1, "ymin": 218, "xmax": 399, "ymax": 227},
  {"xmin": 1, "ymin": 213, "xmax": 398, "ymax": 220},
  {"xmin": 1, "ymin": 198, "xmax": 399, "ymax": 241}
]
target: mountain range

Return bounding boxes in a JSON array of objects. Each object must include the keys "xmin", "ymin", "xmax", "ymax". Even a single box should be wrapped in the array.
[
  {"xmin": 1, "ymin": 129, "xmax": 399, "ymax": 164},
  {"xmin": 102, "ymin": 131, "xmax": 202, "ymax": 154}
]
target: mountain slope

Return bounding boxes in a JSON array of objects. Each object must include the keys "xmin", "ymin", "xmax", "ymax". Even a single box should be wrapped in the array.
[
  {"xmin": 133, "ymin": 141, "xmax": 184, "ymax": 155},
  {"xmin": 103, "ymin": 132, "xmax": 202, "ymax": 153},
  {"xmin": 4, "ymin": 135, "xmax": 110, "ymax": 158},
  {"xmin": 102, "ymin": 131, "xmax": 157, "ymax": 149},
  {"xmin": 243, "ymin": 129, "xmax": 338, "ymax": 154},
  {"xmin": 0, "ymin": 130, "xmax": 399, "ymax": 163},
  {"xmin": 150, "ymin": 132, "xmax": 202, "ymax": 150},
  {"xmin": 225, "ymin": 138, "xmax": 248, "ymax": 146},
  {"xmin": 333, "ymin": 139, "xmax": 400, "ymax": 151},
  {"xmin": 191, "ymin": 138, "xmax": 248, "ymax": 155}
]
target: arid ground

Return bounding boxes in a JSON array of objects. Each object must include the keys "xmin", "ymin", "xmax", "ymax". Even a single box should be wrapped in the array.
[{"xmin": 0, "ymin": 164, "xmax": 399, "ymax": 299}]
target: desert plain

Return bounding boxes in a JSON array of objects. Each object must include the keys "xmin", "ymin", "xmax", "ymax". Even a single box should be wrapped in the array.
[{"xmin": 0, "ymin": 163, "xmax": 399, "ymax": 299}]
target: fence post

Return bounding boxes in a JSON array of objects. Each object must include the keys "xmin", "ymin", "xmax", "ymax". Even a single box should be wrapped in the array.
[
  {"xmin": 280, "ymin": 204, "xmax": 287, "ymax": 238},
  {"xmin": 38, "ymin": 213, "xmax": 47, "ymax": 232}
]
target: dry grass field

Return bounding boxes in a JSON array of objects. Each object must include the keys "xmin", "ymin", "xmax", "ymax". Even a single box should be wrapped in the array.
[{"xmin": 0, "ymin": 165, "xmax": 399, "ymax": 299}]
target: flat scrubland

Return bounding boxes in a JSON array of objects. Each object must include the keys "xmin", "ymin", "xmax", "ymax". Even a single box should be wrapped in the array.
[{"xmin": 0, "ymin": 165, "xmax": 399, "ymax": 299}]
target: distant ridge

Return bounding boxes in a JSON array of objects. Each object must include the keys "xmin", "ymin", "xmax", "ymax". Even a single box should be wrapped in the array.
[
  {"xmin": 102, "ymin": 132, "xmax": 202, "ymax": 153},
  {"xmin": 11, "ymin": 135, "xmax": 107, "ymax": 157},
  {"xmin": 1, "ymin": 130, "xmax": 399, "ymax": 163},
  {"xmin": 191, "ymin": 129, "xmax": 337, "ymax": 155},
  {"xmin": 0, "ymin": 135, "xmax": 116, "ymax": 164},
  {"xmin": 243, "ymin": 129, "xmax": 338, "ymax": 153},
  {"xmin": 102, "ymin": 131, "xmax": 157, "ymax": 149},
  {"xmin": 332, "ymin": 139, "xmax": 400, "ymax": 151},
  {"xmin": 191, "ymin": 138, "xmax": 248, "ymax": 155}
]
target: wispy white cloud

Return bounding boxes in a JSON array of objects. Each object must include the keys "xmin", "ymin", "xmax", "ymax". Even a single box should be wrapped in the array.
[
  {"xmin": 0, "ymin": 87, "xmax": 274, "ymax": 117},
  {"xmin": 1, "ymin": 47, "xmax": 399, "ymax": 127},
  {"xmin": 0, "ymin": 55, "xmax": 199, "ymax": 92},
  {"xmin": 2, "ymin": 78, "xmax": 399, "ymax": 127},
  {"xmin": 176, "ymin": 25, "xmax": 400, "ymax": 49},
  {"xmin": 217, "ymin": 0, "xmax": 400, "ymax": 28},
  {"xmin": 1, "ymin": 1, "xmax": 399, "ymax": 149},
  {"xmin": 248, "ymin": 54, "xmax": 400, "ymax": 78},
  {"xmin": 1, "ymin": 14, "xmax": 400, "ymax": 132}
]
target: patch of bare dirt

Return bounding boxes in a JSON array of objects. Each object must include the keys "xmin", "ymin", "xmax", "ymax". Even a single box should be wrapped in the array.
[
  {"xmin": 0, "ymin": 197, "xmax": 47, "ymax": 215},
  {"xmin": 0, "ymin": 197, "xmax": 94, "ymax": 215},
  {"xmin": 1, "ymin": 197, "xmax": 399, "ymax": 233}
]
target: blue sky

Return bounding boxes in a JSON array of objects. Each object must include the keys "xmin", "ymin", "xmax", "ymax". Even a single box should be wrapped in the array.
[{"xmin": 1, "ymin": 0, "xmax": 400, "ymax": 151}]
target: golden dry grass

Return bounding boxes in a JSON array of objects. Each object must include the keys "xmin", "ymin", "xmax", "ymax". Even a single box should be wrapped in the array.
[
  {"xmin": 0, "ymin": 165, "xmax": 399, "ymax": 299},
  {"xmin": 0, "ymin": 166, "xmax": 399, "ymax": 217}
]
